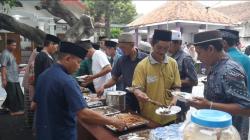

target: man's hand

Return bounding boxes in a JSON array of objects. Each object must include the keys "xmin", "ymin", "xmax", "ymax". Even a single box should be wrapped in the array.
[
  {"xmin": 96, "ymin": 85, "xmax": 105, "ymax": 97},
  {"xmin": 135, "ymin": 92, "xmax": 149, "ymax": 102},
  {"xmin": 83, "ymin": 75, "xmax": 94, "ymax": 84},
  {"xmin": 169, "ymin": 96, "xmax": 177, "ymax": 107},
  {"xmin": 30, "ymin": 101, "xmax": 37, "ymax": 111},
  {"xmin": 188, "ymin": 97, "xmax": 210, "ymax": 109}
]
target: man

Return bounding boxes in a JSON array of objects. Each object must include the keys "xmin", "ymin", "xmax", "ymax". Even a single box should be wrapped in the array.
[
  {"xmin": 76, "ymin": 40, "xmax": 115, "ymax": 92},
  {"xmin": 168, "ymin": 30, "xmax": 198, "ymax": 122},
  {"xmin": 33, "ymin": 41, "xmax": 126, "ymax": 140},
  {"xmin": 74, "ymin": 58, "xmax": 95, "ymax": 92},
  {"xmin": 218, "ymin": 29, "xmax": 250, "ymax": 94},
  {"xmin": 132, "ymin": 29, "xmax": 181, "ymax": 126},
  {"xmin": 22, "ymin": 46, "xmax": 42, "ymax": 128},
  {"xmin": 34, "ymin": 34, "xmax": 60, "ymax": 85},
  {"xmin": 99, "ymin": 36, "xmax": 108, "ymax": 52},
  {"xmin": 104, "ymin": 40, "xmax": 121, "ymax": 66},
  {"xmin": 1, "ymin": 39, "xmax": 24, "ymax": 116},
  {"xmin": 97, "ymin": 33, "xmax": 148, "ymax": 112},
  {"xmin": 189, "ymin": 30, "xmax": 250, "ymax": 140}
]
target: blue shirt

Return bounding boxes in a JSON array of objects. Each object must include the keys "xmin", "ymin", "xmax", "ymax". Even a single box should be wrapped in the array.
[
  {"xmin": 34, "ymin": 64, "xmax": 87, "ymax": 140},
  {"xmin": 204, "ymin": 57, "xmax": 250, "ymax": 140},
  {"xmin": 172, "ymin": 50, "xmax": 198, "ymax": 93},
  {"xmin": 112, "ymin": 50, "xmax": 148, "ymax": 111},
  {"xmin": 227, "ymin": 47, "xmax": 250, "ymax": 94}
]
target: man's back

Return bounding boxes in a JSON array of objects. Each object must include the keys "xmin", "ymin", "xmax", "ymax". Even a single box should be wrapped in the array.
[
  {"xmin": 34, "ymin": 51, "xmax": 54, "ymax": 85},
  {"xmin": 34, "ymin": 64, "xmax": 87, "ymax": 140}
]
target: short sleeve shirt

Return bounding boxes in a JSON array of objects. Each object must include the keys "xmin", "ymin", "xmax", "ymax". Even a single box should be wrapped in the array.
[
  {"xmin": 204, "ymin": 57, "xmax": 250, "ymax": 140},
  {"xmin": 91, "ymin": 50, "xmax": 115, "ymax": 91},
  {"xmin": 0, "ymin": 49, "xmax": 19, "ymax": 82},
  {"xmin": 132, "ymin": 54, "xmax": 181, "ymax": 125},
  {"xmin": 34, "ymin": 64, "xmax": 87, "ymax": 140}
]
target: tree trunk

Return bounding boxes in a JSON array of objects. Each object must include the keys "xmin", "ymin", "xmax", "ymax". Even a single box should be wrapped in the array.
[
  {"xmin": 0, "ymin": 0, "xmax": 94, "ymax": 45},
  {"xmin": 0, "ymin": 13, "xmax": 46, "ymax": 45},
  {"xmin": 104, "ymin": 2, "xmax": 110, "ymax": 38}
]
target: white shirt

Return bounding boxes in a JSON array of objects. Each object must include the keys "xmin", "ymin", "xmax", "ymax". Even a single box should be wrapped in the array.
[{"xmin": 92, "ymin": 50, "xmax": 115, "ymax": 91}]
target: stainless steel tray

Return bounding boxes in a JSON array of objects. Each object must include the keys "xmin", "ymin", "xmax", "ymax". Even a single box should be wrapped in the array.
[
  {"xmin": 91, "ymin": 106, "xmax": 120, "ymax": 116},
  {"xmin": 119, "ymin": 129, "xmax": 151, "ymax": 140},
  {"xmin": 87, "ymin": 101, "xmax": 103, "ymax": 108},
  {"xmin": 106, "ymin": 113, "xmax": 149, "ymax": 132}
]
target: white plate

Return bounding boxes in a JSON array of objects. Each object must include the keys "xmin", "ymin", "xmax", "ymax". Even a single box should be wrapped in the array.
[
  {"xmin": 155, "ymin": 106, "xmax": 181, "ymax": 116},
  {"xmin": 19, "ymin": 64, "xmax": 27, "ymax": 68},
  {"xmin": 76, "ymin": 75, "xmax": 88, "ymax": 82},
  {"xmin": 171, "ymin": 91, "xmax": 193, "ymax": 102}
]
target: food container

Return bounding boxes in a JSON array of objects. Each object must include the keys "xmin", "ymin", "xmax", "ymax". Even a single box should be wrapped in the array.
[
  {"xmin": 106, "ymin": 91, "xmax": 126, "ymax": 111},
  {"xmin": 91, "ymin": 106, "xmax": 120, "ymax": 116},
  {"xmin": 183, "ymin": 109, "xmax": 240, "ymax": 140},
  {"xmin": 119, "ymin": 129, "xmax": 151, "ymax": 140},
  {"xmin": 106, "ymin": 113, "xmax": 149, "ymax": 132}
]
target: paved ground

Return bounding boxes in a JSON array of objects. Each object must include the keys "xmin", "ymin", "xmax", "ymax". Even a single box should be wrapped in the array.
[{"xmin": 0, "ymin": 111, "xmax": 35, "ymax": 140}]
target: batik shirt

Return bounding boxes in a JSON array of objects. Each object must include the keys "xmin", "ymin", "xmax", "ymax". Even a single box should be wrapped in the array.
[
  {"xmin": 204, "ymin": 57, "xmax": 250, "ymax": 140},
  {"xmin": 172, "ymin": 50, "xmax": 198, "ymax": 93}
]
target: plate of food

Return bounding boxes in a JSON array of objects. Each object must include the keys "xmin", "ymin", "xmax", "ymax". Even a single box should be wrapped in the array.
[
  {"xmin": 155, "ymin": 106, "xmax": 181, "ymax": 116},
  {"xmin": 76, "ymin": 75, "xmax": 88, "ymax": 82},
  {"xmin": 171, "ymin": 91, "xmax": 193, "ymax": 102}
]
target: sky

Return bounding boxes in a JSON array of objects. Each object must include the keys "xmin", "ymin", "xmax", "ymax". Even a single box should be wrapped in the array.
[{"xmin": 132, "ymin": 1, "xmax": 248, "ymax": 15}]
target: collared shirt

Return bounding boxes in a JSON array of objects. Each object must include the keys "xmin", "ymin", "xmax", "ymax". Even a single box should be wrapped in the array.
[
  {"xmin": 92, "ymin": 50, "xmax": 115, "ymax": 91},
  {"xmin": 132, "ymin": 54, "xmax": 181, "ymax": 125},
  {"xmin": 171, "ymin": 50, "xmax": 198, "ymax": 93},
  {"xmin": 227, "ymin": 47, "xmax": 250, "ymax": 94},
  {"xmin": 109, "ymin": 53, "xmax": 122, "ymax": 67},
  {"xmin": 204, "ymin": 57, "xmax": 250, "ymax": 140},
  {"xmin": 112, "ymin": 50, "xmax": 148, "ymax": 111},
  {"xmin": 0, "ymin": 49, "xmax": 19, "ymax": 82},
  {"xmin": 34, "ymin": 64, "xmax": 87, "ymax": 140},
  {"xmin": 148, "ymin": 54, "xmax": 168, "ymax": 64}
]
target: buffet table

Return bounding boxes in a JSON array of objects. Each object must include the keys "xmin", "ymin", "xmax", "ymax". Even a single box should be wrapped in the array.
[{"xmin": 77, "ymin": 117, "xmax": 159, "ymax": 140}]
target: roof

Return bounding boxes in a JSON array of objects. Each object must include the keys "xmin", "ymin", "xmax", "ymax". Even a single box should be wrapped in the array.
[
  {"xmin": 214, "ymin": 2, "xmax": 250, "ymax": 23},
  {"xmin": 128, "ymin": 1, "xmax": 235, "ymax": 27}
]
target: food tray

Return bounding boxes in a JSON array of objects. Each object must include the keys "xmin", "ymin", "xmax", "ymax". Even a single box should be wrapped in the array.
[
  {"xmin": 118, "ymin": 129, "xmax": 151, "ymax": 140},
  {"xmin": 91, "ymin": 106, "xmax": 120, "ymax": 116},
  {"xmin": 87, "ymin": 101, "xmax": 103, "ymax": 108},
  {"xmin": 83, "ymin": 94, "xmax": 105, "ymax": 102},
  {"xmin": 106, "ymin": 113, "xmax": 149, "ymax": 132}
]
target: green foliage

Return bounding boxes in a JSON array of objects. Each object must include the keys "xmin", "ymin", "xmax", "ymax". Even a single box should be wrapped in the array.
[
  {"xmin": 0, "ymin": 0, "xmax": 17, "ymax": 8},
  {"xmin": 110, "ymin": 28, "xmax": 122, "ymax": 39},
  {"xmin": 84, "ymin": 0, "xmax": 137, "ymax": 24}
]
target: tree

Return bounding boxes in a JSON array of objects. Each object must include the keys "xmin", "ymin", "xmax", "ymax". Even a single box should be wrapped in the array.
[
  {"xmin": 110, "ymin": 28, "xmax": 123, "ymax": 39},
  {"xmin": 0, "ymin": 0, "xmax": 94, "ymax": 45},
  {"xmin": 84, "ymin": 0, "xmax": 137, "ymax": 37}
]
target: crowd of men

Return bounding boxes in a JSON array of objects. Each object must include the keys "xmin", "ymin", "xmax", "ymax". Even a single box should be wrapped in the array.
[{"xmin": 1, "ymin": 28, "xmax": 250, "ymax": 140}]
